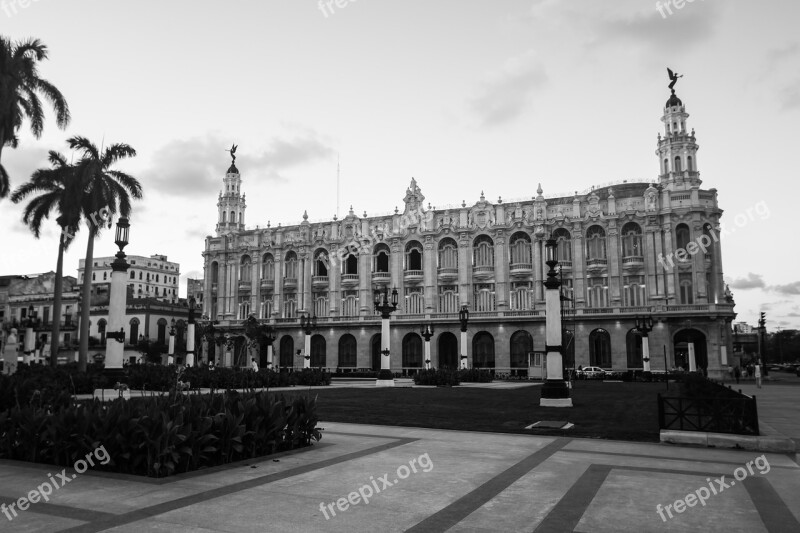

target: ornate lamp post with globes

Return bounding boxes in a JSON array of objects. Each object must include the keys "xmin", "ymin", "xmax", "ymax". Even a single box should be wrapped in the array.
[
  {"xmin": 104, "ymin": 217, "xmax": 130, "ymax": 382},
  {"xmin": 300, "ymin": 312, "xmax": 317, "ymax": 369},
  {"xmin": 374, "ymin": 286, "xmax": 398, "ymax": 386},
  {"xmin": 635, "ymin": 315, "xmax": 654, "ymax": 372},
  {"xmin": 539, "ymin": 236, "xmax": 572, "ymax": 407},
  {"xmin": 459, "ymin": 305, "xmax": 469, "ymax": 369}
]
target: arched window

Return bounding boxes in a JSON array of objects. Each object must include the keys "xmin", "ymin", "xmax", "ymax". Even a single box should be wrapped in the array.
[
  {"xmin": 663, "ymin": 158, "xmax": 669, "ymax": 174},
  {"xmin": 314, "ymin": 250, "xmax": 328, "ymax": 277},
  {"xmin": 472, "ymin": 331, "xmax": 495, "ymax": 368},
  {"xmin": 283, "ymin": 294, "xmax": 297, "ymax": 318},
  {"xmin": 586, "ymin": 226, "xmax": 606, "ymax": 261},
  {"xmin": 279, "ymin": 335, "xmax": 294, "ymax": 367},
  {"xmin": 679, "ymin": 273, "xmax": 694, "ymax": 304},
  {"xmin": 129, "ymin": 318, "xmax": 140, "ymax": 345},
  {"xmin": 157, "ymin": 318, "xmax": 168, "ymax": 345},
  {"xmin": 621, "ymin": 222, "xmax": 642, "ymax": 258},
  {"xmin": 587, "ymin": 279, "xmax": 609, "ymax": 308},
  {"xmin": 687, "ymin": 156, "xmax": 693, "ymax": 171},
  {"xmin": 222, "ymin": 211, "xmax": 226, "ymax": 223},
  {"xmin": 285, "ymin": 251, "xmax": 298, "ymax": 279},
  {"xmin": 438, "ymin": 238, "xmax": 458, "ymax": 270},
  {"xmin": 674, "ymin": 156, "xmax": 682, "ymax": 173},
  {"xmin": 626, "ymin": 329, "xmax": 643, "ymax": 369},
  {"xmin": 405, "ymin": 241, "xmax": 423, "ymax": 271},
  {"xmin": 240, "ymin": 255, "xmax": 252, "ymax": 284},
  {"xmin": 623, "ymin": 276, "xmax": 645, "ymax": 307},
  {"xmin": 230, "ymin": 211, "xmax": 235, "ymax": 224},
  {"xmin": 311, "ymin": 334, "xmax": 326, "ymax": 367},
  {"xmin": 438, "ymin": 286, "xmax": 459, "ymax": 313},
  {"xmin": 509, "ymin": 232, "xmax": 531, "ymax": 266},
  {"xmin": 314, "ymin": 292, "xmax": 329, "ymax": 317},
  {"xmin": 374, "ymin": 244, "xmax": 390, "ymax": 273},
  {"xmin": 261, "ymin": 254, "xmax": 274, "ymax": 280},
  {"xmin": 438, "ymin": 332, "xmax": 458, "ymax": 369},
  {"xmin": 472, "ymin": 235, "xmax": 494, "ymax": 269},
  {"xmin": 405, "ymin": 288, "xmax": 424, "ymax": 314},
  {"xmin": 341, "ymin": 290, "xmax": 358, "ymax": 317},
  {"xmin": 130, "ymin": 270, "xmax": 135, "ymax": 279},
  {"xmin": 402, "ymin": 333, "xmax": 423, "ymax": 369},
  {"xmin": 261, "ymin": 296, "xmax": 273, "ymax": 319},
  {"xmin": 338, "ymin": 334, "xmax": 357, "ymax": 368},
  {"xmin": 589, "ymin": 329, "xmax": 612, "ymax": 368},
  {"xmin": 675, "ymin": 224, "xmax": 691, "ymax": 254},
  {"xmin": 344, "ymin": 254, "xmax": 358, "ymax": 275},
  {"xmin": 552, "ymin": 228, "xmax": 572, "ymax": 263},
  {"xmin": 98, "ymin": 319, "xmax": 107, "ymax": 344},
  {"xmin": 510, "ymin": 330, "xmax": 532, "ymax": 369}
]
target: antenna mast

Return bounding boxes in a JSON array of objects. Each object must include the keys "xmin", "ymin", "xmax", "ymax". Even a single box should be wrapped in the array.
[{"xmin": 336, "ymin": 153, "xmax": 340, "ymax": 219}]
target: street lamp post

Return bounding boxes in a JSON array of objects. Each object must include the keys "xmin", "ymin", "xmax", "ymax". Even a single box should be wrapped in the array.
[
  {"xmin": 374, "ymin": 286, "xmax": 398, "ymax": 386},
  {"xmin": 635, "ymin": 315, "xmax": 654, "ymax": 372},
  {"xmin": 459, "ymin": 305, "xmax": 469, "ymax": 369},
  {"xmin": 23, "ymin": 305, "xmax": 39, "ymax": 364},
  {"xmin": 300, "ymin": 312, "xmax": 317, "ymax": 369},
  {"xmin": 104, "ymin": 217, "xmax": 130, "ymax": 382},
  {"xmin": 186, "ymin": 297, "xmax": 197, "ymax": 366},
  {"xmin": 168, "ymin": 318, "xmax": 176, "ymax": 365},
  {"xmin": 420, "ymin": 323, "xmax": 434, "ymax": 370},
  {"xmin": 540, "ymin": 236, "xmax": 572, "ymax": 407}
]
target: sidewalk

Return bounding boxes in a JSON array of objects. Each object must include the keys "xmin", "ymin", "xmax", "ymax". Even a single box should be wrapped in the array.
[{"xmin": 1, "ymin": 421, "xmax": 798, "ymax": 532}]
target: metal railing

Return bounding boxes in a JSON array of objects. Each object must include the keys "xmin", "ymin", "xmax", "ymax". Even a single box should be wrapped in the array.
[{"xmin": 658, "ymin": 392, "xmax": 759, "ymax": 436}]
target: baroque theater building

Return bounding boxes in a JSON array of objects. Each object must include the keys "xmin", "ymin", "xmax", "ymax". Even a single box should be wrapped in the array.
[{"xmin": 201, "ymin": 87, "xmax": 736, "ymax": 379}]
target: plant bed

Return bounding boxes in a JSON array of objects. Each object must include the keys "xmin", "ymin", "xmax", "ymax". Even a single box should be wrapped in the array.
[{"xmin": 0, "ymin": 391, "xmax": 321, "ymax": 478}]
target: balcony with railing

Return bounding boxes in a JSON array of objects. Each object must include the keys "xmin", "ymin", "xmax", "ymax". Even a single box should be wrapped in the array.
[
  {"xmin": 404, "ymin": 270, "xmax": 424, "ymax": 282},
  {"xmin": 260, "ymin": 278, "xmax": 275, "ymax": 290},
  {"xmin": 437, "ymin": 267, "xmax": 458, "ymax": 279},
  {"xmin": 283, "ymin": 277, "xmax": 297, "ymax": 289},
  {"xmin": 312, "ymin": 276, "xmax": 329, "ymax": 288},
  {"xmin": 472, "ymin": 265, "xmax": 494, "ymax": 279},
  {"xmin": 622, "ymin": 256, "xmax": 644, "ymax": 267},
  {"xmin": 586, "ymin": 258, "xmax": 608, "ymax": 269},
  {"xmin": 509, "ymin": 262, "xmax": 532, "ymax": 275},
  {"xmin": 372, "ymin": 271, "xmax": 391, "ymax": 282},
  {"xmin": 238, "ymin": 281, "xmax": 251, "ymax": 292},
  {"xmin": 341, "ymin": 273, "xmax": 359, "ymax": 285}
]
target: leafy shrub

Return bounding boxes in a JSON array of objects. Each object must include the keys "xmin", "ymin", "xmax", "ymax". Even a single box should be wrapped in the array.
[
  {"xmin": 413, "ymin": 369, "xmax": 460, "ymax": 386},
  {"xmin": 0, "ymin": 363, "xmax": 107, "ymax": 411},
  {"xmin": 0, "ymin": 391, "xmax": 321, "ymax": 477},
  {"xmin": 458, "ymin": 368, "xmax": 493, "ymax": 383}
]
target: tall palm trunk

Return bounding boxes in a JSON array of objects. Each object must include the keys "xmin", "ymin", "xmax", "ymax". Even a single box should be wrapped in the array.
[
  {"xmin": 49, "ymin": 230, "xmax": 67, "ymax": 366},
  {"xmin": 78, "ymin": 227, "xmax": 95, "ymax": 372}
]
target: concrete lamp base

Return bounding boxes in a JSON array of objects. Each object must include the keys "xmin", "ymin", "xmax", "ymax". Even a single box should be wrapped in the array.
[
  {"xmin": 540, "ymin": 398, "xmax": 574, "ymax": 408},
  {"xmin": 540, "ymin": 380, "xmax": 572, "ymax": 407},
  {"xmin": 375, "ymin": 379, "xmax": 396, "ymax": 387}
]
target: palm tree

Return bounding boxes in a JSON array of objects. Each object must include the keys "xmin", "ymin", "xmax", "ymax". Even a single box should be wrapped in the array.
[
  {"xmin": 10, "ymin": 150, "xmax": 83, "ymax": 365},
  {"xmin": 68, "ymin": 136, "xmax": 142, "ymax": 372},
  {"xmin": 0, "ymin": 36, "xmax": 70, "ymax": 198}
]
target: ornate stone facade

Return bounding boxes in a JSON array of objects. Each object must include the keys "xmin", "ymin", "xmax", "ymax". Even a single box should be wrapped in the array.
[{"xmin": 201, "ymin": 90, "xmax": 736, "ymax": 378}]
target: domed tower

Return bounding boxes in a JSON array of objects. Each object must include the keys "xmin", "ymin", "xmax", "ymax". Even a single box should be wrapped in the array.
[
  {"xmin": 656, "ymin": 74, "xmax": 700, "ymax": 192},
  {"xmin": 216, "ymin": 146, "xmax": 246, "ymax": 236}
]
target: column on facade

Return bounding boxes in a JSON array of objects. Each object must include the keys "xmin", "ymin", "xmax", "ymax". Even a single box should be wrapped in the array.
[
  {"xmin": 297, "ymin": 254, "xmax": 306, "ymax": 314},
  {"xmin": 304, "ymin": 253, "xmax": 314, "ymax": 313},
  {"xmin": 533, "ymin": 238, "xmax": 544, "ymax": 303},
  {"xmin": 495, "ymin": 235, "xmax": 508, "ymax": 310},
  {"xmin": 607, "ymin": 224, "xmax": 621, "ymax": 306},
  {"xmin": 329, "ymin": 245, "xmax": 340, "ymax": 316},
  {"xmin": 711, "ymin": 227, "xmax": 724, "ymax": 305},
  {"xmin": 662, "ymin": 224, "xmax": 676, "ymax": 301},
  {"xmin": 645, "ymin": 229, "xmax": 660, "ymax": 301},
  {"xmin": 572, "ymin": 230, "xmax": 585, "ymax": 306},
  {"xmin": 250, "ymin": 258, "xmax": 259, "ymax": 317},
  {"xmin": 458, "ymin": 236, "xmax": 470, "ymax": 307},
  {"xmin": 692, "ymin": 224, "xmax": 708, "ymax": 303},
  {"xmin": 391, "ymin": 240, "xmax": 403, "ymax": 296},
  {"xmin": 359, "ymin": 249, "xmax": 371, "ymax": 314},
  {"xmin": 203, "ymin": 264, "xmax": 212, "ymax": 318},
  {"xmin": 423, "ymin": 238, "xmax": 436, "ymax": 313},
  {"xmin": 274, "ymin": 250, "xmax": 284, "ymax": 317}
]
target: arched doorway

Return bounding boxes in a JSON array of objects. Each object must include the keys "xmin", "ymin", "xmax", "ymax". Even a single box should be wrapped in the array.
[
  {"xmin": 311, "ymin": 334, "xmax": 326, "ymax": 367},
  {"xmin": 402, "ymin": 333, "xmax": 423, "ymax": 372},
  {"xmin": 473, "ymin": 331, "xmax": 495, "ymax": 368},
  {"xmin": 510, "ymin": 330, "xmax": 532, "ymax": 371},
  {"xmin": 674, "ymin": 329, "xmax": 708, "ymax": 372},
  {"xmin": 626, "ymin": 329, "xmax": 643, "ymax": 369},
  {"xmin": 589, "ymin": 329, "xmax": 612, "ymax": 368},
  {"xmin": 280, "ymin": 335, "xmax": 294, "ymax": 368},
  {"xmin": 338, "ymin": 334, "xmax": 357, "ymax": 368},
  {"xmin": 563, "ymin": 329, "xmax": 575, "ymax": 369},
  {"xmin": 438, "ymin": 332, "xmax": 458, "ymax": 369},
  {"xmin": 371, "ymin": 333, "xmax": 382, "ymax": 371}
]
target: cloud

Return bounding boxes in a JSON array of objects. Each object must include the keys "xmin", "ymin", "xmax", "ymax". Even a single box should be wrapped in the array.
[
  {"xmin": 769, "ymin": 281, "xmax": 800, "ymax": 295},
  {"xmin": 728, "ymin": 273, "xmax": 765, "ymax": 290},
  {"xmin": 140, "ymin": 130, "xmax": 335, "ymax": 198},
  {"xmin": 591, "ymin": 2, "xmax": 719, "ymax": 55},
  {"xmin": 468, "ymin": 50, "xmax": 547, "ymax": 127}
]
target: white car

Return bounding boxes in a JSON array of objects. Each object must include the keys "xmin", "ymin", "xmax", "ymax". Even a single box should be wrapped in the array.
[{"xmin": 577, "ymin": 366, "xmax": 606, "ymax": 380}]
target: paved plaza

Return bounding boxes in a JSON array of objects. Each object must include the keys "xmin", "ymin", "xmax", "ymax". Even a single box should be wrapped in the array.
[{"xmin": 1, "ymin": 380, "xmax": 799, "ymax": 532}]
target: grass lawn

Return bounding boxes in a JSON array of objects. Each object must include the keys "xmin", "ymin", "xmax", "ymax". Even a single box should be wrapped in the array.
[{"xmin": 281, "ymin": 381, "xmax": 668, "ymax": 442}]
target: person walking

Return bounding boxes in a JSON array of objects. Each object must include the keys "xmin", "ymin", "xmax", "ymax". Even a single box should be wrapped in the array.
[
  {"xmin": 754, "ymin": 361, "xmax": 762, "ymax": 389},
  {"xmin": 734, "ymin": 365, "xmax": 741, "ymax": 384},
  {"xmin": 251, "ymin": 357, "xmax": 259, "ymax": 372}
]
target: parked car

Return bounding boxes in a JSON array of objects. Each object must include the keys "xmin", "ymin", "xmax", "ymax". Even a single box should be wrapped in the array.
[{"xmin": 577, "ymin": 366, "xmax": 606, "ymax": 380}]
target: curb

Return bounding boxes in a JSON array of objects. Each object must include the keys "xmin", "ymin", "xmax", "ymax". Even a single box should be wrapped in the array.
[{"xmin": 660, "ymin": 430, "xmax": 796, "ymax": 453}]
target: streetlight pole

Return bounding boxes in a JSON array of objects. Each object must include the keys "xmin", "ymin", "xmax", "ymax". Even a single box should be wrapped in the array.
[
  {"xmin": 300, "ymin": 312, "xmax": 317, "ymax": 369},
  {"xmin": 23, "ymin": 305, "xmax": 38, "ymax": 365},
  {"xmin": 421, "ymin": 323, "xmax": 434, "ymax": 370},
  {"xmin": 540, "ymin": 236, "xmax": 572, "ymax": 407},
  {"xmin": 459, "ymin": 305, "xmax": 469, "ymax": 369},
  {"xmin": 374, "ymin": 286, "xmax": 398, "ymax": 386},
  {"xmin": 186, "ymin": 297, "xmax": 196, "ymax": 366},
  {"xmin": 635, "ymin": 315, "xmax": 654, "ymax": 372},
  {"xmin": 104, "ymin": 217, "xmax": 130, "ymax": 383}
]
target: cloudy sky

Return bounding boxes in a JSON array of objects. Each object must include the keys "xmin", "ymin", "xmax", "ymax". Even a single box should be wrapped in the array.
[{"xmin": 1, "ymin": 0, "xmax": 798, "ymax": 329}]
